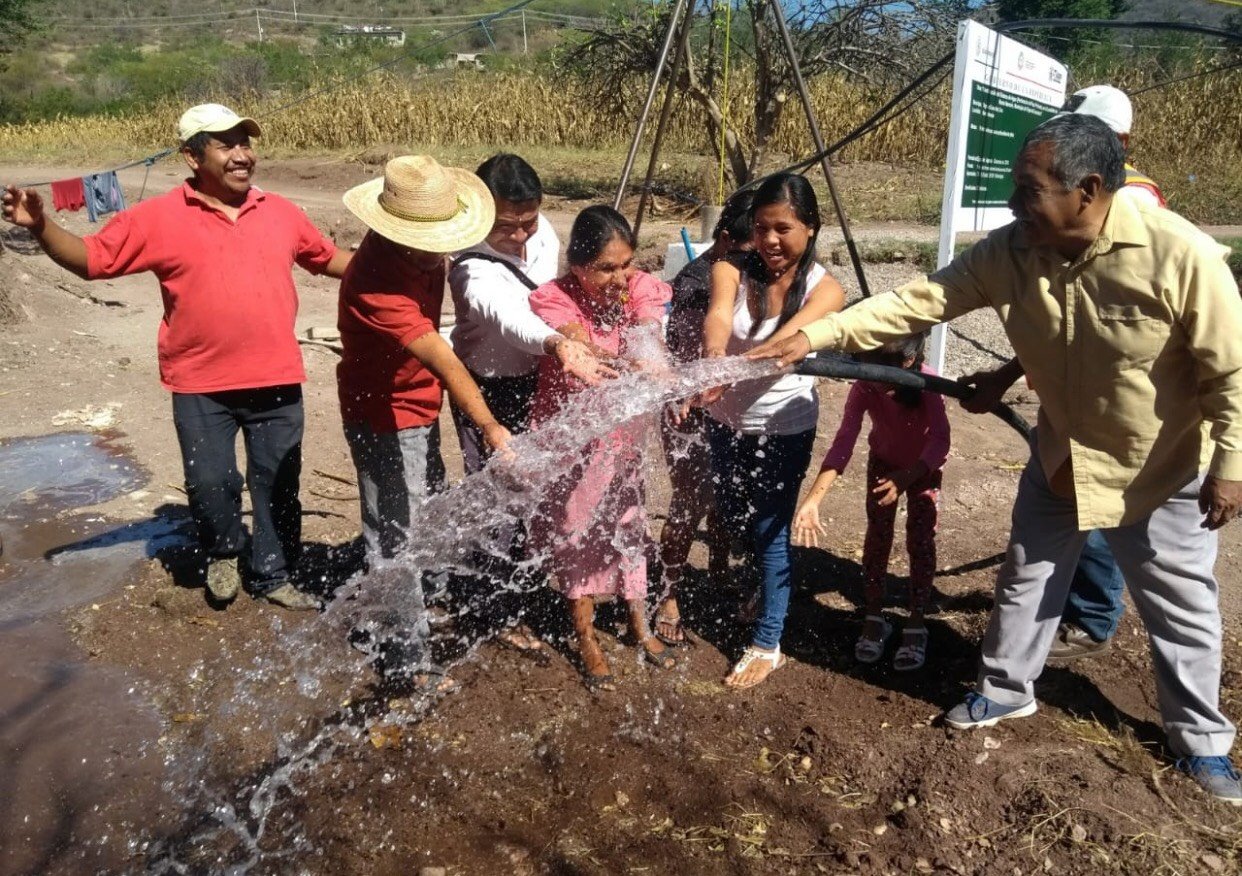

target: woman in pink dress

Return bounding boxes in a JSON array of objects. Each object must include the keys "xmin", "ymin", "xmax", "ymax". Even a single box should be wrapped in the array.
[{"xmin": 528, "ymin": 205, "xmax": 675, "ymax": 690}]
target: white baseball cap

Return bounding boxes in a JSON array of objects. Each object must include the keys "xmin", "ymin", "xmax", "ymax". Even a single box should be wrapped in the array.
[
  {"xmin": 1065, "ymin": 85, "xmax": 1132, "ymax": 135},
  {"xmin": 177, "ymin": 103, "xmax": 262, "ymax": 143}
]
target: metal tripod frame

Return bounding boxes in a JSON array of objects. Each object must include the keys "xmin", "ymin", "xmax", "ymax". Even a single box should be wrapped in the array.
[{"xmin": 612, "ymin": 0, "xmax": 871, "ymax": 297}]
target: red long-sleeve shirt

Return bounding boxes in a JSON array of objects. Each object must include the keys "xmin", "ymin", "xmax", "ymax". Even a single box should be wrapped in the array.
[{"xmin": 820, "ymin": 364, "xmax": 951, "ymax": 475}]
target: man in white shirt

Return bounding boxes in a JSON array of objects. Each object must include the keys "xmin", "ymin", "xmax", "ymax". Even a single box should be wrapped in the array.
[
  {"xmin": 448, "ymin": 154, "xmax": 612, "ymax": 659},
  {"xmin": 449, "ymin": 153, "xmax": 610, "ymax": 473}
]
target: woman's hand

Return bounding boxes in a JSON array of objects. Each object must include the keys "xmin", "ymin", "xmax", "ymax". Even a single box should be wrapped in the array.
[
  {"xmin": 694, "ymin": 347, "xmax": 729, "ymax": 407},
  {"xmin": 631, "ymin": 357, "xmax": 675, "ymax": 378},
  {"xmin": 551, "ymin": 336, "xmax": 619, "ymax": 386},
  {"xmin": 792, "ymin": 498, "xmax": 827, "ymax": 548}
]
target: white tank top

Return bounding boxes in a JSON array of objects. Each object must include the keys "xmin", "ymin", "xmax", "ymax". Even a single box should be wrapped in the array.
[{"xmin": 709, "ymin": 262, "xmax": 825, "ymax": 436}]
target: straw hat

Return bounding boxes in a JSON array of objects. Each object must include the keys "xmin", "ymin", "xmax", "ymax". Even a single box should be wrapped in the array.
[{"xmin": 343, "ymin": 155, "xmax": 494, "ymax": 253}]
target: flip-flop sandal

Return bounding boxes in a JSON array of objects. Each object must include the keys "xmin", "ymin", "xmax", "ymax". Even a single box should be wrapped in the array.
[
  {"xmin": 855, "ymin": 615, "xmax": 893, "ymax": 665},
  {"xmin": 725, "ymin": 645, "xmax": 787, "ymax": 690},
  {"xmin": 640, "ymin": 636, "xmax": 677, "ymax": 670},
  {"xmin": 495, "ymin": 626, "xmax": 553, "ymax": 665},
  {"xmin": 408, "ymin": 669, "xmax": 459, "ymax": 698},
  {"xmin": 893, "ymin": 626, "xmax": 928, "ymax": 672},
  {"xmin": 654, "ymin": 610, "xmax": 689, "ymax": 648},
  {"xmin": 583, "ymin": 671, "xmax": 617, "ymax": 692},
  {"xmin": 579, "ymin": 639, "xmax": 616, "ymax": 692}
]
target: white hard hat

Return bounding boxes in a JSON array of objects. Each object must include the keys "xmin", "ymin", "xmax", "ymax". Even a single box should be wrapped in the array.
[{"xmin": 1066, "ymin": 85, "xmax": 1132, "ymax": 135}]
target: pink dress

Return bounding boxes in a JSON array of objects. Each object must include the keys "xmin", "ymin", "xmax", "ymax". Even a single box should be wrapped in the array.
[{"xmin": 528, "ymin": 271, "xmax": 671, "ymax": 600}]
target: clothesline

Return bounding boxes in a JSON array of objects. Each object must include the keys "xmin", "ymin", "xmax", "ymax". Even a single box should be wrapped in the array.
[{"xmin": 18, "ymin": 147, "xmax": 176, "ymax": 190}]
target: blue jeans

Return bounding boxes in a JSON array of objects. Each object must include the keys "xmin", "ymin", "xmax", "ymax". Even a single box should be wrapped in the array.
[
  {"xmin": 1061, "ymin": 529, "xmax": 1126, "ymax": 641},
  {"xmin": 707, "ymin": 418, "xmax": 815, "ymax": 650}
]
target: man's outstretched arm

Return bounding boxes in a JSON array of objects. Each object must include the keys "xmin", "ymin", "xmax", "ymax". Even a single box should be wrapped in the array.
[{"xmin": 2, "ymin": 185, "xmax": 90, "ymax": 279}]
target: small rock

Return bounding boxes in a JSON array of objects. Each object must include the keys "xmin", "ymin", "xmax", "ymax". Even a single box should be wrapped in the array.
[
  {"xmin": 1070, "ymin": 824, "xmax": 1087, "ymax": 843},
  {"xmin": 983, "ymin": 736, "xmax": 1002, "ymax": 750},
  {"xmin": 419, "ymin": 868, "xmax": 447, "ymax": 876},
  {"xmin": 974, "ymin": 751, "xmax": 989, "ymax": 764},
  {"xmin": 872, "ymin": 823, "xmax": 887, "ymax": 836},
  {"xmin": 1201, "ymin": 853, "xmax": 1225, "ymax": 873},
  {"xmin": 614, "ymin": 790, "xmax": 629, "ymax": 808}
]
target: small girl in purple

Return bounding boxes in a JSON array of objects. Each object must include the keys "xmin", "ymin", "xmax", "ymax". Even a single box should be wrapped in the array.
[{"xmin": 793, "ymin": 333, "xmax": 950, "ymax": 671}]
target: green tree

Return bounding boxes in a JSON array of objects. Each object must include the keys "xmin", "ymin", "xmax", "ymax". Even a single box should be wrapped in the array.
[
  {"xmin": 562, "ymin": 0, "xmax": 966, "ymax": 187},
  {"xmin": 0, "ymin": 0, "xmax": 42, "ymax": 52},
  {"xmin": 995, "ymin": 0, "xmax": 1129, "ymax": 63}
]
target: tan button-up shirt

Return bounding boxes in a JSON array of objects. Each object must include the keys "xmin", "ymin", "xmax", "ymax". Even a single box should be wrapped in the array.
[{"xmin": 802, "ymin": 194, "xmax": 1241, "ymax": 529}]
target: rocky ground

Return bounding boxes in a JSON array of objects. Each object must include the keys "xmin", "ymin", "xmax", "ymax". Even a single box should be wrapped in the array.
[{"xmin": 1, "ymin": 159, "xmax": 1241, "ymax": 875}]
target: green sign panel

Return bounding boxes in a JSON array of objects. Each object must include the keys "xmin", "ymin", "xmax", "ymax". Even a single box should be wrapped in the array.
[{"xmin": 961, "ymin": 80, "xmax": 1058, "ymax": 209}]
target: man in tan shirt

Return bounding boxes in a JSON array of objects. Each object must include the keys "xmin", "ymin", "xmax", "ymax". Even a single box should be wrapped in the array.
[{"xmin": 751, "ymin": 113, "xmax": 1242, "ymax": 804}]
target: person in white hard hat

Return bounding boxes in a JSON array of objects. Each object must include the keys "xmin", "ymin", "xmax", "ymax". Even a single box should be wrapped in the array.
[
  {"xmin": 1064, "ymin": 84, "xmax": 1166, "ymax": 208},
  {"xmin": 1, "ymin": 103, "xmax": 353, "ymax": 611}
]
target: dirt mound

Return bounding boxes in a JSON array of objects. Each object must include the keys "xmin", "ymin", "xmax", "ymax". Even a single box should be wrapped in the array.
[{"xmin": 0, "ymin": 237, "xmax": 33, "ymax": 325}]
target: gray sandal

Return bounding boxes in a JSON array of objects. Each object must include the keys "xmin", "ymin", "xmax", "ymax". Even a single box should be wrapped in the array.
[
  {"xmin": 854, "ymin": 615, "xmax": 893, "ymax": 665},
  {"xmin": 893, "ymin": 626, "xmax": 929, "ymax": 672}
]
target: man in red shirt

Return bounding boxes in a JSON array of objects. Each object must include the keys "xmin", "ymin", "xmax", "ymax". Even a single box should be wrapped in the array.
[
  {"xmin": 337, "ymin": 154, "xmax": 511, "ymax": 689},
  {"xmin": 1, "ymin": 103, "xmax": 351, "ymax": 610}
]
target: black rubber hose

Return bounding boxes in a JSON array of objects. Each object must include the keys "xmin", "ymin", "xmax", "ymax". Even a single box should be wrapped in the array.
[{"xmin": 794, "ymin": 353, "xmax": 1032, "ymax": 440}]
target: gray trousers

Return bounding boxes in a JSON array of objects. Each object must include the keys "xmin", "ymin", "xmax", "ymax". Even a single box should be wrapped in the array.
[
  {"xmin": 979, "ymin": 446, "xmax": 1235, "ymax": 756},
  {"xmin": 344, "ymin": 421, "xmax": 447, "ymax": 654}
]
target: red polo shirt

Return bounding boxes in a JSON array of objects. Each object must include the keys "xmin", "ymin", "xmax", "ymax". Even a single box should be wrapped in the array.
[
  {"xmin": 83, "ymin": 181, "xmax": 337, "ymax": 394},
  {"xmin": 336, "ymin": 232, "xmax": 445, "ymax": 432}
]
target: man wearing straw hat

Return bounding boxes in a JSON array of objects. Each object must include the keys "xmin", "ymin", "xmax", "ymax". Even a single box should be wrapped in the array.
[
  {"xmin": 1, "ymin": 103, "xmax": 352, "ymax": 611},
  {"xmin": 337, "ymin": 154, "xmax": 513, "ymax": 688}
]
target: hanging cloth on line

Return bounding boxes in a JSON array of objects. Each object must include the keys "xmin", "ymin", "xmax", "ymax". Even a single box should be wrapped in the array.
[
  {"xmin": 50, "ymin": 178, "xmax": 86, "ymax": 212},
  {"xmin": 83, "ymin": 171, "xmax": 127, "ymax": 222}
]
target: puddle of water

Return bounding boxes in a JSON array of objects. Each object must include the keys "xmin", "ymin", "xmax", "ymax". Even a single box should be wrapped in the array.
[
  {"xmin": 0, "ymin": 431, "xmax": 189, "ymax": 623},
  {"xmin": 0, "ymin": 431, "xmax": 145, "ymax": 524},
  {"xmin": 0, "ymin": 432, "xmax": 187, "ymax": 876}
]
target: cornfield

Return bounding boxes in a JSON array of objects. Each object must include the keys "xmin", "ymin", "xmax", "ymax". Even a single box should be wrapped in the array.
[{"xmin": 1, "ymin": 65, "xmax": 1238, "ymax": 219}]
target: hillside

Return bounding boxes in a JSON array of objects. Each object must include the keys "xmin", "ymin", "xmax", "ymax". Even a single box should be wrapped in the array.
[
  {"xmin": 1121, "ymin": 0, "xmax": 1235, "ymax": 26},
  {"xmin": 39, "ymin": 0, "xmax": 632, "ymax": 51}
]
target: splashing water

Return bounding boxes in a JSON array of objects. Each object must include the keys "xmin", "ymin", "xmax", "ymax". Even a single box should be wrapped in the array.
[{"xmin": 147, "ymin": 350, "xmax": 780, "ymax": 872}]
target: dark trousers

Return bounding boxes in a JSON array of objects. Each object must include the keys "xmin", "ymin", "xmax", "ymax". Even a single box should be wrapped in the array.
[
  {"xmin": 450, "ymin": 370, "xmax": 538, "ymax": 475},
  {"xmin": 172, "ymin": 385, "xmax": 303, "ymax": 593},
  {"xmin": 706, "ymin": 417, "xmax": 815, "ymax": 650},
  {"xmin": 450, "ymin": 370, "xmax": 546, "ymax": 634}
]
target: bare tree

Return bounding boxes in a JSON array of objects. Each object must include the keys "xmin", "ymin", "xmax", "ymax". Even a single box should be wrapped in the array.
[{"xmin": 561, "ymin": 0, "xmax": 968, "ymax": 186}]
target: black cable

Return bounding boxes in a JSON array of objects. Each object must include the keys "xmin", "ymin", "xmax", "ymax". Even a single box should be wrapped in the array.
[
  {"xmin": 1126, "ymin": 57, "xmax": 1242, "ymax": 97},
  {"xmin": 794, "ymin": 352, "xmax": 1032, "ymax": 440},
  {"xmin": 762, "ymin": 17, "xmax": 1242, "ymax": 189},
  {"xmin": 17, "ymin": 0, "xmax": 538, "ymax": 189}
]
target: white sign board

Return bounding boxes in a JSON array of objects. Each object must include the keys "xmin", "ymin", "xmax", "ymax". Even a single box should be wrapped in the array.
[{"xmin": 928, "ymin": 20, "xmax": 1068, "ymax": 374}]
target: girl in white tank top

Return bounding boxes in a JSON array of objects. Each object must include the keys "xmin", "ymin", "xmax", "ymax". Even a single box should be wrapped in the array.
[{"xmin": 697, "ymin": 173, "xmax": 846, "ymax": 691}]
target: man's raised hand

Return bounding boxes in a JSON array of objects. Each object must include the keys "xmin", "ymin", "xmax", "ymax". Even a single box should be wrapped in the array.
[
  {"xmin": 2, "ymin": 185, "xmax": 45, "ymax": 229},
  {"xmin": 746, "ymin": 331, "xmax": 811, "ymax": 367}
]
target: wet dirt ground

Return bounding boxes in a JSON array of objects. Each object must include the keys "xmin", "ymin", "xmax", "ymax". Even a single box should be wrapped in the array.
[{"xmin": 2, "ymin": 160, "xmax": 1241, "ymax": 875}]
